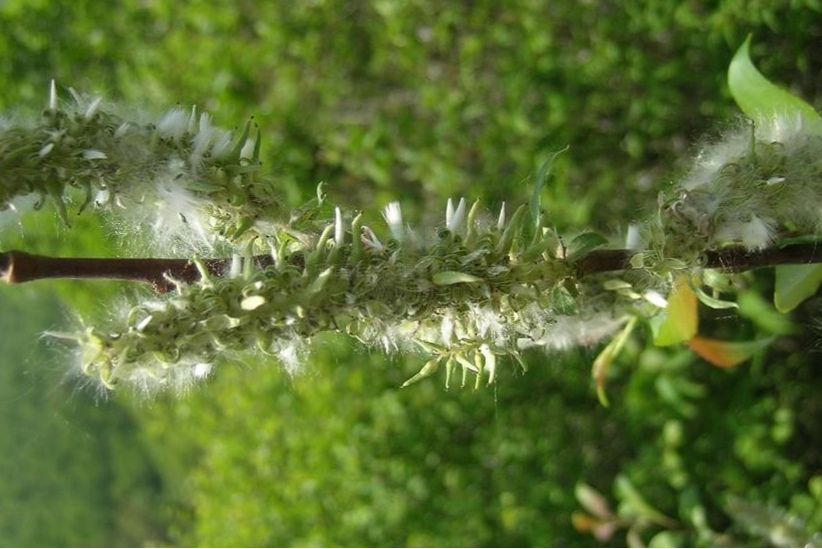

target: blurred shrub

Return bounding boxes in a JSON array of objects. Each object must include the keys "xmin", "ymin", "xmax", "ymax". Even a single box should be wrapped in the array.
[
  {"xmin": 0, "ymin": 287, "xmax": 166, "ymax": 546},
  {"xmin": 0, "ymin": 0, "xmax": 821, "ymax": 546},
  {"xmin": 139, "ymin": 337, "xmax": 626, "ymax": 546},
  {"xmin": 134, "ymin": 302, "xmax": 822, "ymax": 546}
]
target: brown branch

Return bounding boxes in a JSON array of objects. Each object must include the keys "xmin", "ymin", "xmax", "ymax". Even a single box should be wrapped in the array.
[
  {"xmin": 0, "ymin": 250, "xmax": 234, "ymax": 293},
  {"xmin": 2, "ymin": 243, "xmax": 822, "ymax": 293},
  {"xmin": 703, "ymin": 244, "xmax": 822, "ymax": 272},
  {"xmin": 576, "ymin": 243, "xmax": 822, "ymax": 274}
]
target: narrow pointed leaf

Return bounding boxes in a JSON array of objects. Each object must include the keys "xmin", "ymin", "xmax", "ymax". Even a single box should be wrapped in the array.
[
  {"xmin": 689, "ymin": 336, "xmax": 773, "ymax": 368},
  {"xmin": 592, "ymin": 317, "xmax": 637, "ymax": 406},
  {"xmin": 737, "ymin": 290, "xmax": 795, "ymax": 335},
  {"xmin": 454, "ymin": 353, "xmax": 478, "ymax": 373},
  {"xmin": 432, "ymin": 271, "xmax": 483, "ymax": 285},
  {"xmin": 496, "ymin": 204, "xmax": 527, "ymax": 256},
  {"xmin": 413, "ymin": 338, "xmax": 446, "ymax": 355},
  {"xmin": 615, "ymin": 475, "xmax": 678, "ymax": 528},
  {"xmin": 401, "ymin": 359, "xmax": 440, "ymax": 387},
  {"xmin": 306, "ymin": 267, "xmax": 334, "ymax": 296},
  {"xmin": 575, "ymin": 483, "xmax": 614, "ymax": 520},
  {"xmin": 694, "ymin": 287, "xmax": 738, "ymax": 310},
  {"xmin": 530, "ymin": 146, "xmax": 568, "ymax": 228}
]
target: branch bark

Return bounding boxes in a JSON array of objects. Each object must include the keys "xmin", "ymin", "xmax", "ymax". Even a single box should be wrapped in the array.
[
  {"xmin": 0, "ymin": 250, "xmax": 232, "ymax": 292},
  {"xmin": 3, "ymin": 243, "xmax": 822, "ymax": 292},
  {"xmin": 575, "ymin": 243, "xmax": 822, "ymax": 274}
]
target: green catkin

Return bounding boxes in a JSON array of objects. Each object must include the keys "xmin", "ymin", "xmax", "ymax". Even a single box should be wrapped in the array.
[
  {"xmin": 0, "ymin": 82, "xmax": 282, "ymax": 252},
  {"xmin": 3, "ymin": 83, "xmax": 822, "ymax": 393},
  {"xmin": 659, "ymin": 117, "xmax": 822, "ymax": 259},
  {"xmin": 77, "ymin": 111, "xmax": 822, "ymax": 392},
  {"xmin": 80, "ymin": 201, "xmax": 604, "ymax": 391}
]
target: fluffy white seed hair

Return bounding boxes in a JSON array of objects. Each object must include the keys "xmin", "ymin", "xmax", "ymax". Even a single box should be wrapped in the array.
[
  {"xmin": 714, "ymin": 215, "xmax": 774, "ymax": 250},
  {"xmin": 156, "ymin": 108, "xmax": 189, "ymax": 141},
  {"xmin": 382, "ymin": 201, "xmax": 404, "ymax": 240}
]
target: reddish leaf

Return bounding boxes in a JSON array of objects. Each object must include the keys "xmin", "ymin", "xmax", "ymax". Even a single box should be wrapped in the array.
[{"xmin": 689, "ymin": 336, "xmax": 773, "ymax": 368}]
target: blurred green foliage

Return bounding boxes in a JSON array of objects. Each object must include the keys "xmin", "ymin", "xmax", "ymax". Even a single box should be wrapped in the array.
[
  {"xmin": 1, "ymin": 0, "xmax": 822, "ymax": 546},
  {"xmin": 0, "ymin": 286, "xmax": 165, "ymax": 546}
]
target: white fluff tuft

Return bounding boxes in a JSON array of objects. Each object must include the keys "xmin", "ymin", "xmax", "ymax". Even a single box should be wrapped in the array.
[
  {"xmin": 681, "ymin": 127, "xmax": 749, "ymax": 191},
  {"xmin": 190, "ymin": 113, "xmax": 215, "ymax": 165},
  {"xmin": 156, "ymin": 108, "xmax": 189, "ymax": 142},
  {"xmin": 110, "ymin": 168, "xmax": 215, "ymax": 255},
  {"xmin": 275, "ymin": 338, "xmax": 305, "ymax": 375},
  {"xmin": 447, "ymin": 197, "xmax": 466, "ymax": 232},
  {"xmin": 334, "ymin": 207, "xmax": 344, "ymax": 246},
  {"xmin": 715, "ymin": 215, "xmax": 774, "ymax": 250},
  {"xmin": 210, "ymin": 129, "xmax": 234, "ymax": 160},
  {"xmin": 518, "ymin": 311, "xmax": 622, "ymax": 351},
  {"xmin": 757, "ymin": 112, "xmax": 806, "ymax": 147},
  {"xmin": 48, "ymin": 79, "xmax": 58, "ymax": 111},
  {"xmin": 382, "ymin": 201, "xmax": 404, "ymax": 240},
  {"xmin": 625, "ymin": 224, "xmax": 644, "ymax": 250}
]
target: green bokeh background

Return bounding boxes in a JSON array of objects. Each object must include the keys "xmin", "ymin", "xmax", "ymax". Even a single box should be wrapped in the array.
[{"xmin": 1, "ymin": 1, "xmax": 822, "ymax": 546}]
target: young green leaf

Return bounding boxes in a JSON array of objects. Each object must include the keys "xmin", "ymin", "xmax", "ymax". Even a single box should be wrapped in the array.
[
  {"xmin": 401, "ymin": 359, "xmax": 440, "ymax": 387},
  {"xmin": 694, "ymin": 287, "xmax": 738, "ymax": 310},
  {"xmin": 567, "ymin": 232, "xmax": 609, "ymax": 260},
  {"xmin": 432, "ymin": 271, "xmax": 483, "ymax": 285},
  {"xmin": 614, "ymin": 475, "xmax": 678, "ymax": 528},
  {"xmin": 551, "ymin": 283, "xmax": 578, "ymax": 315},
  {"xmin": 728, "ymin": 35, "xmax": 822, "ymax": 136},
  {"xmin": 702, "ymin": 269, "xmax": 734, "ymax": 293},
  {"xmin": 592, "ymin": 317, "xmax": 637, "ymax": 406},
  {"xmin": 529, "ymin": 146, "xmax": 568, "ymax": 229},
  {"xmin": 653, "ymin": 276, "xmax": 698, "ymax": 347},
  {"xmin": 737, "ymin": 290, "xmax": 795, "ymax": 335},
  {"xmin": 774, "ymin": 264, "xmax": 822, "ymax": 313}
]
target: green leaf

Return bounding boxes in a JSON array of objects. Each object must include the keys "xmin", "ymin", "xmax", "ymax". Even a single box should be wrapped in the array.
[
  {"xmin": 737, "ymin": 290, "xmax": 794, "ymax": 335},
  {"xmin": 774, "ymin": 264, "xmax": 822, "ymax": 313},
  {"xmin": 592, "ymin": 317, "xmax": 637, "ymax": 406},
  {"xmin": 702, "ymin": 269, "xmax": 734, "ymax": 293},
  {"xmin": 575, "ymin": 483, "xmax": 614, "ymax": 519},
  {"xmin": 401, "ymin": 359, "xmax": 440, "ymax": 387},
  {"xmin": 694, "ymin": 287, "xmax": 738, "ymax": 310},
  {"xmin": 728, "ymin": 35, "xmax": 822, "ymax": 136},
  {"xmin": 496, "ymin": 204, "xmax": 527, "ymax": 256},
  {"xmin": 432, "ymin": 271, "xmax": 484, "ymax": 285},
  {"xmin": 649, "ymin": 531, "xmax": 685, "ymax": 548},
  {"xmin": 551, "ymin": 284, "xmax": 578, "ymax": 315},
  {"xmin": 240, "ymin": 295, "xmax": 266, "ymax": 311},
  {"xmin": 306, "ymin": 267, "xmax": 334, "ymax": 296},
  {"xmin": 615, "ymin": 475, "xmax": 678, "ymax": 528},
  {"xmin": 454, "ymin": 353, "xmax": 478, "ymax": 373},
  {"xmin": 413, "ymin": 338, "xmax": 446, "ymax": 355},
  {"xmin": 602, "ymin": 279, "xmax": 632, "ymax": 291},
  {"xmin": 529, "ymin": 146, "xmax": 568, "ymax": 229},
  {"xmin": 653, "ymin": 276, "xmax": 698, "ymax": 347},
  {"xmin": 567, "ymin": 232, "xmax": 609, "ymax": 260}
]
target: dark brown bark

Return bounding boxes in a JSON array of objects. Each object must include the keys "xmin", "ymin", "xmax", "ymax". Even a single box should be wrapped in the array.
[
  {"xmin": 0, "ymin": 250, "xmax": 228, "ymax": 292},
  {"xmin": 575, "ymin": 243, "xmax": 822, "ymax": 274},
  {"xmin": 3, "ymin": 243, "xmax": 822, "ymax": 292}
]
